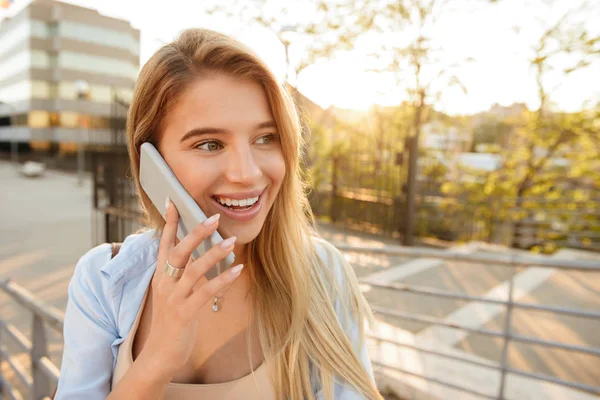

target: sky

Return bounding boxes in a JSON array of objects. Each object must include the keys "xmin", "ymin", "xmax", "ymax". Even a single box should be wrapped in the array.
[{"xmin": 1, "ymin": 0, "xmax": 599, "ymax": 115}]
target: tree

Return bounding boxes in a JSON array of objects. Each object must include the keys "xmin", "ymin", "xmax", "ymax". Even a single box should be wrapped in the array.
[
  {"xmin": 365, "ymin": 0, "xmax": 469, "ymax": 244},
  {"xmin": 500, "ymin": 7, "xmax": 600, "ymax": 249},
  {"xmin": 471, "ymin": 118, "xmax": 514, "ymax": 152},
  {"xmin": 205, "ymin": 0, "xmax": 374, "ymax": 86}
]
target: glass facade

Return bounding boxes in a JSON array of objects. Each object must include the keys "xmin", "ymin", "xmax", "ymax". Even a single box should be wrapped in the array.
[
  {"xmin": 0, "ymin": 19, "xmax": 29, "ymax": 55},
  {"xmin": 59, "ymin": 20, "xmax": 139, "ymax": 56},
  {"xmin": 0, "ymin": 81, "xmax": 31, "ymax": 102},
  {"xmin": 0, "ymin": 20, "xmax": 139, "ymax": 82},
  {"xmin": 0, "ymin": 48, "xmax": 138, "ymax": 82},
  {"xmin": 24, "ymin": 19, "xmax": 139, "ymax": 57},
  {"xmin": 58, "ymin": 51, "xmax": 138, "ymax": 80},
  {"xmin": 58, "ymin": 81, "xmax": 112, "ymax": 102},
  {"xmin": 28, "ymin": 110, "xmax": 50, "ymax": 128},
  {"xmin": 0, "ymin": 8, "xmax": 137, "ymax": 146},
  {"xmin": 10, "ymin": 111, "xmax": 115, "ymax": 129},
  {"xmin": 0, "ymin": 78, "xmax": 133, "ymax": 103},
  {"xmin": 31, "ymin": 81, "xmax": 51, "ymax": 99},
  {"xmin": 31, "ymin": 49, "xmax": 51, "ymax": 68},
  {"xmin": 0, "ymin": 51, "xmax": 30, "ymax": 82},
  {"xmin": 31, "ymin": 19, "xmax": 50, "ymax": 38}
]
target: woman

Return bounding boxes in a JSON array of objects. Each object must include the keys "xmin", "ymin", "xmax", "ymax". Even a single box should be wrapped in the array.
[{"xmin": 55, "ymin": 28, "xmax": 382, "ymax": 400}]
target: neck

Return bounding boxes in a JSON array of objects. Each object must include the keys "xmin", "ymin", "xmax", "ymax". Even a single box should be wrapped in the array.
[{"xmin": 233, "ymin": 243, "xmax": 247, "ymax": 266}]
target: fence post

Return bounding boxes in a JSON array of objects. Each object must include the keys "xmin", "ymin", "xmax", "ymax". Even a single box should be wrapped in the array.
[
  {"xmin": 498, "ymin": 264, "xmax": 516, "ymax": 399},
  {"xmin": 31, "ymin": 315, "xmax": 51, "ymax": 400}
]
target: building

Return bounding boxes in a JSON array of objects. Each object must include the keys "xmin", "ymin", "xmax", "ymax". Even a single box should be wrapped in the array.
[
  {"xmin": 421, "ymin": 120, "xmax": 472, "ymax": 153},
  {"xmin": 0, "ymin": 0, "xmax": 139, "ymax": 159}
]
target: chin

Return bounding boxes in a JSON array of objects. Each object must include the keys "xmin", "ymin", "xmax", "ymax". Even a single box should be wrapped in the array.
[{"xmin": 219, "ymin": 218, "xmax": 265, "ymax": 244}]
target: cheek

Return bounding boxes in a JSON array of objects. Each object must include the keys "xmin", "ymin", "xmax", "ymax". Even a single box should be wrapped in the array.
[
  {"xmin": 268, "ymin": 151, "xmax": 286, "ymax": 186},
  {"xmin": 171, "ymin": 156, "xmax": 216, "ymax": 200}
]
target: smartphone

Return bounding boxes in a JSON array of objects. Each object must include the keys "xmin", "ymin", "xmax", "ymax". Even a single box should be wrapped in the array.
[{"xmin": 139, "ymin": 142, "xmax": 235, "ymax": 280}]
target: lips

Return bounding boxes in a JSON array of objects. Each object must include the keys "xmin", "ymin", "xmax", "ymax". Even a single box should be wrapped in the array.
[{"xmin": 210, "ymin": 190, "xmax": 265, "ymax": 222}]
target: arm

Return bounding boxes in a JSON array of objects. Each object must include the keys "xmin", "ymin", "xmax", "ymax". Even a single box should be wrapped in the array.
[
  {"xmin": 106, "ymin": 352, "xmax": 171, "ymax": 400},
  {"xmin": 55, "ymin": 246, "xmax": 173, "ymax": 400},
  {"xmin": 54, "ymin": 246, "xmax": 118, "ymax": 399}
]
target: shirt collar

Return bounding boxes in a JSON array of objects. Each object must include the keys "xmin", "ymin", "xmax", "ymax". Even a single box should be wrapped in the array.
[{"xmin": 100, "ymin": 229, "xmax": 160, "ymax": 291}]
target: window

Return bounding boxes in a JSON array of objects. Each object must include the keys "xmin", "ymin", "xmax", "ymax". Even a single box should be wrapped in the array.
[
  {"xmin": 28, "ymin": 111, "xmax": 50, "ymax": 128},
  {"xmin": 0, "ymin": 51, "xmax": 30, "ymax": 82},
  {"xmin": 59, "ymin": 21, "xmax": 139, "ymax": 55},
  {"xmin": 59, "ymin": 112, "xmax": 111, "ymax": 130},
  {"xmin": 48, "ymin": 82, "xmax": 58, "ymax": 99},
  {"xmin": 58, "ymin": 51, "xmax": 138, "ymax": 80},
  {"xmin": 0, "ymin": 80, "xmax": 31, "ymax": 102},
  {"xmin": 31, "ymin": 50, "xmax": 51, "ymax": 68},
  {"xmin": 13, "ymin": 113, "xmax": 28, "ymax": 126},
  {"xmin": 47, "ymin": 21, "xmax": 58, "ymax": 37},
  {"xmin": 48, "ymin": 52, "xmax": 58, "ymax": 69},
  {"xmin": 30, "ymin": 20, "xmax": 49, "ymax": 39},
  {"xmin": 31, "ymin": 81, "xmax": 51, "ymax": 99},
  {"xmin": 58, "ymin": 82, "xmax": 127, "ymax": 103},
  {"xmin": 0, "ymin": 20, "xmax": 29, "ymax": 55},
  {"xmin": 60, "ymin": 112, "xmax": 79, "ymax": 128},
  {"xmin": 49, "ymin": 112, "xmax": 60, "ymax": 127}
]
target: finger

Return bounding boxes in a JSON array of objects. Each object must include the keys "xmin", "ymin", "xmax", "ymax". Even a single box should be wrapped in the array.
[
  {"xmin": 167, "ymin": 213, "xmax": 221, "ymax": 271},
  {"xmin": 187, "ymin": 263, "xmax": 244, "ymax": 311},
  {"xmin": 173, "ymin": 236, "xmax": 237, "ymax": 297},
  {"xmin": 154, "ymin": 197, "xmax": 179, "ymax": 283}
]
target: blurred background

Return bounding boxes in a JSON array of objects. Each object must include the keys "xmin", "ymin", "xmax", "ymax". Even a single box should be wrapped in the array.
[{"xmin": 0, "ymin": 0, "xmax": 599, "ymax": 399}]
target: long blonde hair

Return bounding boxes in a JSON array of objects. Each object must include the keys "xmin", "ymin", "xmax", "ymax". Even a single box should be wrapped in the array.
[{"xmin": 126, "ymin": 28, "xmax": 382, "ymax": 400}]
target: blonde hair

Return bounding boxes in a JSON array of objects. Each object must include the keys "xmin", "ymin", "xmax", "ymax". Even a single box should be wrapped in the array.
[{"xmin": 126, "ymin": 28, "xmax": 382, "ymax": 400}]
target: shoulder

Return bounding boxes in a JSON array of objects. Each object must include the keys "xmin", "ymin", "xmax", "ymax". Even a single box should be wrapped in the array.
[
  {"xmin": 71, "ymin": 229, "xmax": 160, "ymax": 304},
  {"xmin": 311, "ymin": 234, "xmax": 373, "ymax": 325},
  {"xmin": 312, "ymin": 236, "xmax": 344, "ymax": 272},
  {"xmin": 311, "ymin": 236, "xmax": 352, "ymax": 293}
]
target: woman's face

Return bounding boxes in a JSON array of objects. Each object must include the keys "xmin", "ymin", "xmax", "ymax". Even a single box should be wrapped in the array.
[{"xmin": 158, "ymin": 74, "xmax": 286, "ymax": 246}]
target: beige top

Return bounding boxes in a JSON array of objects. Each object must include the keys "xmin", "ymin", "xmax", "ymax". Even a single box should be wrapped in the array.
[{"xmin": 112, "ymin": 288, "xmax": 276, "ymax": 400}]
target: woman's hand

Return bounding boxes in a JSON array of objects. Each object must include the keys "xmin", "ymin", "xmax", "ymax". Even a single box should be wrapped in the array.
[{"xmin": 138, "ymin": 198, "xmax": 243, "ymax": 382}]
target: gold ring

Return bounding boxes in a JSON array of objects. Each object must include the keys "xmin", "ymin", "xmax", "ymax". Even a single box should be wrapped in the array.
[{"xmin": 164, "ymin": 259, "xmax": 185, "ymax": 279}]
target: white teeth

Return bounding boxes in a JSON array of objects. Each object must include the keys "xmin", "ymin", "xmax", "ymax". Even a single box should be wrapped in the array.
[{"xmin": 215, "ymin": 195, "xmax": 260, "ymax": 208}]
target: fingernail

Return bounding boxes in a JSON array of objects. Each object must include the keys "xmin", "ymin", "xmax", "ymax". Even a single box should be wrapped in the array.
[
  {"xmin": 165, "ymin": 197, "xmax": 171, "ymax": 211},
  {"xmin": 204, "ymin": 214, "xmax": 220, "ymax": 226},
  {"xmin": 230, "ymin": 264, "xmax": 244, "ymax": 275},
  {"xmin": 220, "ymin": 236, "xmax": 237, "ymax": 249}
]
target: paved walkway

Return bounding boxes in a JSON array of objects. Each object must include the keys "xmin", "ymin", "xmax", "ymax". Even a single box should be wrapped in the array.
[{"xmin": 361, "ymin": 244, "xmax": 600, "ymax": 399}]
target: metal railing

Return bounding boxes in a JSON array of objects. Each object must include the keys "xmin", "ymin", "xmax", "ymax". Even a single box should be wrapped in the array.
[
  {"xmin": 0, "ymin": 279, "xmax": 63, "ymax": 400},
  {"xmin": 1, "ymin": 245, "xmax": 599, "ymax": 399},
  {"xmin": 333, "ymin": 243, "xmax": 600, "ymax": 399}
]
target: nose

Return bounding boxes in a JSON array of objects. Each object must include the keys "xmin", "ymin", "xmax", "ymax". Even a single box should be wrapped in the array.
[{"xmin": 224, "ymin": 144, "xmax": 262, "ymax": 185}]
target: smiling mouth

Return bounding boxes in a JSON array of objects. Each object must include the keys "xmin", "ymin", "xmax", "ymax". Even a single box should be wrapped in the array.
[{"xmin": 211, "ymin": 194, "xmax": 262, "ymax": 211}]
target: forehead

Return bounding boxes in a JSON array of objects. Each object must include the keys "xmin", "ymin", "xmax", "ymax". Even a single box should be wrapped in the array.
[{"xmin": 162, "ymin": 74, "xmax": 273, "ymax": 139}]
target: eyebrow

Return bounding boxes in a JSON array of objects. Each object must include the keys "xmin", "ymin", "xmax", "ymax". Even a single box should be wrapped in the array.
[{"xmin": 179, "ymin": 121, "xmax": 277, "ymax": 143}]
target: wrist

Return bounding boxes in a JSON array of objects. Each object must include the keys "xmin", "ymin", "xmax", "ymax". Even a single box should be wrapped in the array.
[{"xmin": 134, "ymin": 349, "xmax": 176, "ymax": 385}]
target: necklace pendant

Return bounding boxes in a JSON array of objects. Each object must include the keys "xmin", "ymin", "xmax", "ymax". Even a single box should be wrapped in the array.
[{"xmin": 212, "ymin": 296, "xmax": 219, "ymax": 312}]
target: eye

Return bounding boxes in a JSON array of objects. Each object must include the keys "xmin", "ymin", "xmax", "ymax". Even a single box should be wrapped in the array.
[
  {"xmin": 256, "ymin": 134, "xmax": 278, "ymax": 145},
  {"xmin": 196, "ymin": 140, "xmax": 223, "ymax": 152}
]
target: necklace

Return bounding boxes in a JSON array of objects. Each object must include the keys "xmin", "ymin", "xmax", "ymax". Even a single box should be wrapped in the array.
[
  {"xmin": 211, "ymin": 268, "xmax": 237, "ymax": 312},
  {"xmin": 212, "ymin": 259, "xmax": 246, "ymax": 312},
  {"xmin": 212, "ymin": 296, "xmax": 221, "ymax": 312}
]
